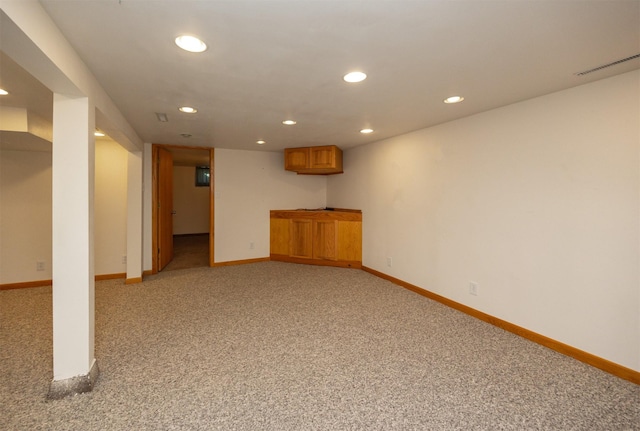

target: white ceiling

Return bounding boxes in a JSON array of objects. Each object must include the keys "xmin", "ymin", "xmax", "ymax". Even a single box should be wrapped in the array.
[{"xmin": 4, "ymin": 0, "xmax": 640, "ymax": 153}]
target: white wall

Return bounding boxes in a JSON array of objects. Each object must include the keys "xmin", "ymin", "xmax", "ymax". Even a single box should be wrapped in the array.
[
  {"xmin": 0, "ymin": 139, "xmax": 129, "ymax": 283},
  {"xmin": 94, "ymin": 139, "xmax": 128, "ymax": 276},
  {"xmin": 327, "ymin": 70, "xmax": 640, "ymax": 372},
  {"xmin": 214, "ymin": 148, "xmax": 327, "ymax": 263},
  {"xmin": 173, "ymin": 165, "xmax": 209, "ymax": 235},
  {"xmin": 0, "ymin": 149, "xmax": 52, "ymax": 284}
]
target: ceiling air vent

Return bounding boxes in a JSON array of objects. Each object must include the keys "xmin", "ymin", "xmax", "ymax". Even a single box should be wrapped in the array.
[{"xmin": 575, "ymin": 53, "xmax": 640, "ymax": 76}]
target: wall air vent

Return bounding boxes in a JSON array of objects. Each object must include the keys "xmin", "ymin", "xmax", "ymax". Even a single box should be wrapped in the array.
[{"xmin": 575, "ymin": 53, "xmax": 640, "ymax": 76}]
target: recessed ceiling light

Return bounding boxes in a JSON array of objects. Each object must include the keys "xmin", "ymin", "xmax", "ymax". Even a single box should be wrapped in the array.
[
  {"xmin": 256, "ymin": 140, "xmax": 266, "ymax": 145},
  {"xmin": 444, "ymin": 96, "xmax": 464, "ymax": 104},
  {"xmin": 94, "ymin": 130, "xmax": 105, "ymax": 137},
  {"xmin": 282, "ymin": 120, "xmax": 297, "ymax": 125},
  {"xmin": 180, "ymin": 133, "xmax": 192, "ymax": 138},
  {"xmin": 175, "ymin": 35, "xmax": 207, "ymax": 53},
  {"xmin": 360, "ymin": 128, "xmax": 374, "ymax": 134},
  {"xmin": 0, "ymin": 88, "xmax": 8, "ymax": 95},
  {"xmin": 343, "ymin": 71, "xmax": 367, "ymax": 83},
  {"xmin": 178, "ymin": 106, "xmax": 197, "ymax": 113}
]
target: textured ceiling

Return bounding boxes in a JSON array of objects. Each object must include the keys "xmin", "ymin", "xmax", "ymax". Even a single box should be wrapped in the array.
[{"xmin": 4, "ymin": 1, "xmax": 640, "ymax": 153}]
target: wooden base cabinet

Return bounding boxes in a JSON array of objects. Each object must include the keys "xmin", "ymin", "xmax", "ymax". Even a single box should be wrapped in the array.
[{"xmin": 270, "ymin": 209, "xmax": 361, "ymax": 268}]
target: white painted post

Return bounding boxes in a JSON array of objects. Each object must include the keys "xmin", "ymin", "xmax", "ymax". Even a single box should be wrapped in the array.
[
  {"xmin": 50, "ymin": 93, "xmax": 98, "ymax": 398},
  {"xmin": 126, "ymin": 150, "xmax": 143, "ymax": 283}
]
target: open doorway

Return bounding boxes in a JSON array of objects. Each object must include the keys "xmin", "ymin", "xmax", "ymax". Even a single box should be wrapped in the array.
[{"xmin": 152, "ymin": 144, "xmax": 214, "ymax": 273}]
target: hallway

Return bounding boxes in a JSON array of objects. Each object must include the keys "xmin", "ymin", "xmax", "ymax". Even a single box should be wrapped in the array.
[{"xmin": 163, "ymin": 234, "xmax": 209, "ymax": 272}]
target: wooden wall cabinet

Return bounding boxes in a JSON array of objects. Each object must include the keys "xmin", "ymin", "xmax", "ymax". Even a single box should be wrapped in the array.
[
  {"xmin": 284, "ymin": 145, "xmax": 343, "ymax": 175},
  {"xmin": 270, "ymin": 209, "xmax": 361, "ymax": 268}
]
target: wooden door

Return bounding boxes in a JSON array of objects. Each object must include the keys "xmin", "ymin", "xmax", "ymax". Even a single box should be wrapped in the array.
[
  {"xmin": 290, "ymin": 219, "xmax": 313, "ymax": 258},
  {"xmin": 313, "ymin": 220, "xmax": 338, "ymax": 260},
  {"xmin": 309, "ymin": 146, "xmax": 336, "ymax": 169},
  {"xmin": 284, "ymin": 148, "xmax": 310, "ymax": 171},
  {"xmin": 270, "ymin": 218, "xmax": 290, "ymax": 256},
  {"xmin": 337, "ymin": 221, "xmax": 362, "ymax": 262},
  {"xmin": 158, "ymin": 147, "xmax": 174, "ymax": 271}
]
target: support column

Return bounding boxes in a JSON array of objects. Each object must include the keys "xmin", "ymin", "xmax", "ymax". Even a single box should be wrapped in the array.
[
  {"xmin": 49, "ymin": 94, "xmax": 99, "ymax": 399},
  {"xmin": 126, "ymin": 150, "xmax": 143, "ymax": 284}
]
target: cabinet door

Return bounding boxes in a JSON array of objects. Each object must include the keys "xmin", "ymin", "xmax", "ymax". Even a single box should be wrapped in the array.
[
  {"xmin": 313, "ymin": 220, "xmax": 338, "ymax": 261},
  {"xmin": 270, "ymin": 218, "xmax": 290, "ymax": 255},
  {"xmin": 309, "ymin": 146, "xmax": 338, "ymax": 169},
  {"xmin": 290, "ymin": 219, "xmax": 313, "ymax": 258},
  {"xmin": 337, "ymin": 221, "xmax": 362, "ymax": 262},
  {"xmin": 284, "ymin": 148, "xmax": 310, "ymax": 171}
]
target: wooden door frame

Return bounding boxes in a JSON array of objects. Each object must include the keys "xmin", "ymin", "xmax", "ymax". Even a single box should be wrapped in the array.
[
  {"xmin": 151, "ymin": 144, "xmax": 215, "ymax": 274},
  {"xmin": 208, "ymin": 148, "xmax": 215, "ymax": 267}
]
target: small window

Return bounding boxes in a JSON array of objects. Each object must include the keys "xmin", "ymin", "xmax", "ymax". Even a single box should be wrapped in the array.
[{"xmin": 195, "ymin": 166, "xmax": 210, "ymax": 187}]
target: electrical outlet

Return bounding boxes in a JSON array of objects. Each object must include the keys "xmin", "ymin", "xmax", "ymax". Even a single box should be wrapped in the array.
[
  {"xmin": 122, "ymin": 255, "xmax": 127, "ymax": 264},
  {"xmin": 469, "ymin": 282, "xmax": 478, "ymax": 296},
  {"xmin": 36, "ymin": 261, "xmax": 45, "ymax": 271},
  {"xmin": 249, "ymin": 241, "xmax": 255, "ymax": 250},
  {"xmin": 387, "ymin": 257, "xmax": 393, "ymax": 267}
]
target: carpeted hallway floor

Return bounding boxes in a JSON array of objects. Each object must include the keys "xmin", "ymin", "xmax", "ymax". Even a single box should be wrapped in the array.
[
  {"xmin": 162, "ymin": 233, "xmax": 209, "ymax": 272},
  {"xmin": 1, "ymin": 262, "xmax": 638, "ymax": 430}
]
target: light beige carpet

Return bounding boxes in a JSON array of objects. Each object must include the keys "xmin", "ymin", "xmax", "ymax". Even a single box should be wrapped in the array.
[{"xmin": 1, "ymin": 262, "xmax": 638, "ymax": 430}]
